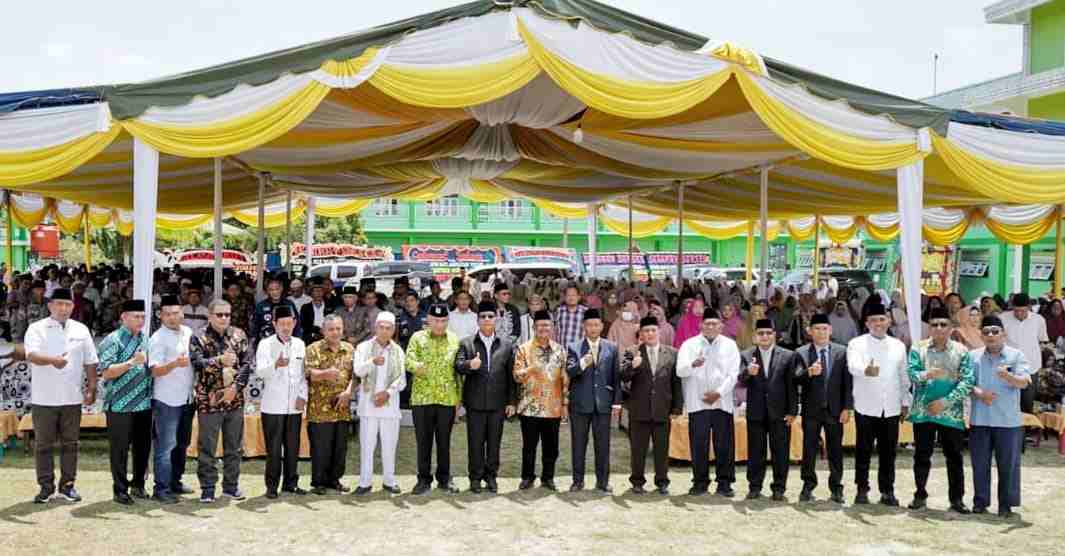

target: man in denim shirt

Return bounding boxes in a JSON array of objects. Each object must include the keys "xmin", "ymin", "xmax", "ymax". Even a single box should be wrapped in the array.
[{"xmin": 968, "ymin": 315, "xmax": 1032, "ymax": 519}]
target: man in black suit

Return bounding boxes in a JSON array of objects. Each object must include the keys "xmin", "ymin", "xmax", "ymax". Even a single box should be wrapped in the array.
[
  {"xmin": 739, "ymin": 318, "xmax": 800, "ymax": 501},
  {"xmin": 454, "ymin": 300, "xmax": 517, "ymax": 494},
  {"xmin": 620, "ymin": 316, "xmax": 683, "ymax": 495},
  {"xmin": 299, "ymin": 278, "xmax": 329, "ymax": 344},
  {"xmin": 565, "ymin": 309, "xmax": 621, "ymax": 493},
  {"xmin": 796, "ymin": 313, "xmax": 852, "ymax": 504}
]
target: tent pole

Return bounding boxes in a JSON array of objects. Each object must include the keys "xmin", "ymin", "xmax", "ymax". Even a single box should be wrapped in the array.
[
  {"xmin": 132, "ymin": 138, "xmax": 159, "ymax": 334},
  {"xmin": 745, "ymin": 221, "xmax": 754, "ymax": 286},
  {"xmin": 83, "ymin": 206, "xmax": 92, "ymax": 272},
  {"xmin": 213, "ymin": 158, "xmax": 223, "ymax": 300},
  {"xmin": 1012, "ymin": 244, "xmax": 1024, "ymax": 295},
  {"xmin": 587, "ymin": 204, "xmax": 597, "ymax": 278},
  {"xmin": 255, "ymin": 173, "xmax": 267, "ymax": 302},
  {"xmin": 285, "ymin": 190, "xmax": 293, "ymax": 276},
  {"xmin": 759, "ymin": 167, "xmax": 770, "ymax": 295},
  {"xmin": 304, "ymin": 197, "xmax": 316, "ymax": 273},
  {"xmin": 1056, "ymin": 207, "xmax": 1064, "ymax": 299},
  {"xmin": 897, "ymin": 161, "xmax": 925, "ymax": 344},
  {"xmin": 562, "ymin": 217, "xmax": 569, "ymax": 249},
  {"xmin": 5, "ymin": 192, "xmax": 13, "ymax": 273},
  {"xmin": 813, "ymin": 216, "xmax": 821, "ymax": 290},
  {"xmin": 628, "ymin": 196, "xmax": 634, "ymax": 279},
  {"xmin": 677, "ymin": 182, "xmax": 684, "ymax": 284}
]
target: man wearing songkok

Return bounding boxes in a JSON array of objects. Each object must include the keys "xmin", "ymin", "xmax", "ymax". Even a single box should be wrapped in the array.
[
  {"xmin": 565, "ymin": 308, "xmax": 621, "ymax": 493},
  {"xmin": 353, "ymin": 311, "xmax": 407, "ymax": 496},
  {"xmin": 299, "ymin": 278, "xmax": 329, "ymax": 344},
  {"xmin": 905, "ymin": 306, "xmax": 974, "ymax": 513},
  {"xmin": 739, "ymin": 318, "xmax": 801, "ymax": 501},
  {"xmin": 406, "ymin": 304, "xmax": 462, "ymax": 495},
  {"xmin": 336, "ymin": 285, "xmax": 362, "ymax": 345},
  {"xmin": 252, "ymin": 277, "xmax": 301, "ymax": 346},
  {"xmin": 148, "ymin": 294, "xmax": 196, "ymax": 503},
  {"xmin": 455, "ymin": 300, "xmax": 517, "ymax": 494},
  {"xmin": 514, "ymin": 309, "xmax": 569, "ymax": 491},
  {"xmin": 847, "ymin": 301, "xmax": 910, "ymax": 507},
  {"xmin": 304, "ymin": 314, "xmax": 355, "ymax": 495},
  {"xmin": 494, "ymin": 282, "xmax": 521, "ymax": 343},
  {"xmin": 98, "ymin": 299, "xmax": 153, "ymax": 505},
  {"xmin": 25, "ymin": 287, "xmax": 98, "ymax": 504},
  {"xmin": 182, "ymin": 282, "xmax": 210, "ymax": 336},
  {"xmin": 796, "ymin": 313, "xmax": 852, "ymax": 504},
  {"xmin": 190, "ymin": 298, "xmax": 254, "ymax": 503},
  {"xmin": 620, "ymin": 315, "xmax": 682, "ymax": 495},
  {"xmin": 256, "ymin": 305, "xmax": 308, "ymax": 499},
  {"xmin": 677, "ymin": 306, "xmax": 740, "ymax": 497},
  {"xmin": 969, "ymin": 315, "xmax": 1032, "ymax": 519}
]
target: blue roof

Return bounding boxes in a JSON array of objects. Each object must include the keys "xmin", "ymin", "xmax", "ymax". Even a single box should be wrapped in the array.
[
  {"xmin": 951, "ymin": 109, "xmax": 1065, "ymax": 137},
  {"xmin": 0, "ymin": 88, "xmax": 101, "ymax": 115}
]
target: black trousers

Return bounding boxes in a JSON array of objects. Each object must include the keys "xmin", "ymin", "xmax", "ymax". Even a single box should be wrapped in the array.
[
  {"xmin": 689, "ymin": 409, "xmax": 735, "ymax": 490},
  {"xmin": 629, "ymin": 419, "xmax": 670, "ymax": 488},
  {"xmin": 571, "ymin": 412, "xmax": 611, "ymax": 486},
  {"xmin": 106, "ymin": 409, "xmax": 153, "ymax": 495},
  {"xmin": 172, "ymin": 403, "xmax": 196, "ymax": 489},
  {"xmin": 747, "ymin": 418, "xmax": 790, "ymax": 493},
  {"xmin": 913, "ymin": 421, "xmax": 965, "ymax": 503},
  {"xmin": 466, "ymin": 408, "xmax": 505, "ymax": 482},
  {"xmin": 854, "ymin": 413, "xmax": 900, "ymax": 495},
  {"xmin": 520, "ymin": 416, "xmax": 561, "ymax": 482},
  {"xmin": 32, "ymin": 404, "xmax": 81, "ymax": 491},
  {"xmin": 262, "ymin": 413, "xmax": 302, "ymax": 492},
  {"xmin": 801, "ymin": 409, "xmax": 844, "ymax": 493},
  {"xmin": 413, "ymin": 405, "xmax": 455, "ymax": 484},
  {"xmin": 307, "ymin": 421, "xmax": 348, "ymax": 488}
]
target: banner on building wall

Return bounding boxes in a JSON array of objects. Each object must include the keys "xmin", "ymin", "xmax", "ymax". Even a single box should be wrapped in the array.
[
  {"xmin": 174, "ymin": 249, "xmax": 255, "ymax": 272},
  {"xmin": 402, "ymin": 244, "xmax": 501, "ymax": 279},
  {"xmin": 290, "ymin": 243, "xmax": 393, "ymax": 263},
  {"xmin": 907, "ymin": 246, "xmax": 958, "ymax": 297},
  {"xmin": 503, "ymin": 246, "xmax": 581, "ymax": 272},
  {"xmin": 581, "ymin": 251, "xmax": 712, "ymax": 281}
]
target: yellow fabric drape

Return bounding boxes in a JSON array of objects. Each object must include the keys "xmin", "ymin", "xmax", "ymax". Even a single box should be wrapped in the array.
[
  {"xmin": 687, "ymin": 219, "xmax": 780, "ymax": 241},
  {"xmin": 87, "ymin": 207, "xmax": 114, "ymax": 228},
  {"xmin": 922, "ymin": 214, "xmax": 973, "ymax": 245},
  {"xmin": 600, "ymin": 212, "xmax": 672, "ymax": 239},
  {"xmin": 465, "ymin": 180, "xmax": 510, "ymax": 203},
  {"xmin": 734, "ymin": 72, "xmax": 925, "ymax": 171},
  {"xmin": 229, "ymin": 203, "xmax": 307, "ymax": 228},
  {"xmin": 531, "ymin": 199, "xmax": 588, "ymax": 219},
  {"xmin": 861, "ymin": 217, "xmax": 900, "ymax": 243},
  {"xmin": 518, "ymin": 19, "xmax": 733, "ymax": 120},
  {"xmin": 8, "ymin": 196, "xmax": 50, "ymax": 228},
  {"xmin": 121, "ymin": 81, "xmax": 331, "ymax": 158},
  {"xmin": 368, "ymin": 54, "xmax": 541, "ymax": 109},
  {"xmin": 0, "ymin": 125, "xmax": 122, "ymax": 187},
  {"xmin": 155, "ymin": 214, "xmax": 214, "ymax": 230},
  {"xmin": 114, "ymin": 214, "xmax": 133, "ymax": 236},
  {"xmin": 1056, "ymin": 210, "xmax": 1064, "ymax": 296},
  {"xmin": 786, "ymin": 219, "xmax": 817, "ymax": 242},
  {"xmin": 983, "ymin": 209, "xmax": 1059, "ymax": 245},
  {"xmin": 53, "ymin": 204, "xmax": 86, "ymax": 235},
  {"xmin": 932, "ymin": 134, "xmax": 1065, "ymax": 204},
  {"xmin": 820, "ymin": 217, "xmax": 860, "ymax": 244},
  {"xmin": 83, "ymin": 209, "xmax": 92, "ymax": 272},
  {"xmin": 313, "ymin": 198, "xmax": 373, "ymax": 217}
]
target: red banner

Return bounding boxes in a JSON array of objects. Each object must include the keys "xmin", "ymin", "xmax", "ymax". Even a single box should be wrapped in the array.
[{"xmin": 289, "ymin": 243, "xmax": 392, "ymax": 261}]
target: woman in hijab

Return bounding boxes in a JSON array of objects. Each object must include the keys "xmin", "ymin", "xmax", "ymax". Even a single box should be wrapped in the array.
[
  {"xmin": 921, "ymin": 295, "xmax": 945, "ymax": 323},
  {"xmin": 720, "ymin": 302, "xmax": 748, "ymax": 347},
  {"xmin": 601, "ymin": 290, "xmax": 621, "ymax": 332},
  {"xmin": 951, "ymin": 304, "xmax": 985, "ymax": 350},
  {"xmin": 979, "ymin": 295, "xmax": 1000, "ymax": 317},
  {"xmin": 648, "ymin": 300, "xmax": 675, "ymax": 347},
  {"xmin": 944, "ymin": 292, "xmax": 965, "ymax": 324},
  {"xmin": 741, "ymin": 300, "xmax": 769, "ymax": 351},
  {"xmin": 673, "ymin": 297, "xmax": 704, "ymax": 348},
  {"xmin": 1045, "ymin": 298, "xmax": 1065, "ymax": 344},
  {"xmin": 607, "ymin": 299, "xmax": 641, "ymax": 352},
  {"xmin": 888, "ymin": 290, "xmax": 928, "ymax": 349}
]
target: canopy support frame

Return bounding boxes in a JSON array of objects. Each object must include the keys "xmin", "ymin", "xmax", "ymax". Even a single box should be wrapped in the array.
[{"xmin": 213, "ymin": 158, "xmax": 223, "ymax": 300}]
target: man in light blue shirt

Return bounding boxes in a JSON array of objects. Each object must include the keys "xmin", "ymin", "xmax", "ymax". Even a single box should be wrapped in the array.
[{"xmin": 968, "ymin": 315, "xmax": 1032, "ymax": 519}]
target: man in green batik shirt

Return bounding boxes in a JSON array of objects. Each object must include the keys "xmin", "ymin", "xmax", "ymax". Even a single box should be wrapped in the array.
[
  {"xmin": 97, "ymin": 299, "xmax": 153, "ymax": 505},
  {"xmin": 906, "ymin": 306, "xmax": 975, "ymax": 514},
  {"xmin": 405, "ymin": 304, "xmax": 461, "ymax": 496}
]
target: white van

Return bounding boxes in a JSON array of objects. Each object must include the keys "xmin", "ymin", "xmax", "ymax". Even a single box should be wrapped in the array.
[{"xmin": 307, "ymin": 261, "xmax": 374, "ymax": 283}]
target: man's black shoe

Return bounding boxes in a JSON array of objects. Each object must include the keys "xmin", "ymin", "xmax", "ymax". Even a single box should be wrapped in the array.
[
  {"xmin": 973, "ymin": 505, "xmax": 988, "ymax": 515},
  {"xmin": 518, "ymin": 479, "xmax": 535, "ymax": 490},
  {"xmin": 541, "ymin": 480, "xmax": 557, "ymax": 491},
  {"xmin": 264, "ymin": 491, "xmax": 279, "ymax": 500},
  {"xmin": 569, "ymin": 482, "xmax": 584, "ymax": 493},
  {"xmin": 596, "ymin": 484, "xmax": 613, "ymax": 494},
  {"xmin": 153, "ymin": 492, "xmax": 179, "ymax": 504},
  {"xmin": 331, "ymin": 482, "xmax": 350, "ymax": 493},
  {"xmin": 130, "ymin": 487, "xmax": 148, "ymax": 499},
  {"xmin": 485, "ymin": 478, "xmax": 498, "ymax": 493},
  {"xmin": 311, "ymin": 486, "xmax": 329, "ymax": 496},
  {"xmin": 880, "ymin": 494, "xmax": 900, "ymax": 507},
  {"xmin": 771, "ymin": 491, "xmax": 785, "ymax": 502},
  {"xmin": 746, "ymin": 490, "xmax": 762, "ymax": 500},
  {"xmin": 630, "ymin": 485, "xmax": 647, "ymax": 495},
  {"xmin": 438, "ymin": 481, "xmax": 459, "ymax": 494},
  {"xmin": 57, "ymin": 486, "xmax": 82, "ymax": 502},
  {"xmin": 716, "ymin": 487, "xmax": 735, "ymax": 498},
  {"xmin": 830, "ymin": 490, "xmax": 845, "ymax": 504},
  {"xmin": 949, "ymin": 502, "xmax": 971, "ymax": 515},
  {"xmin": 282, "ymin": 487, "xmax": 308, "ymax": 496},
  {"xmin": 688, "ymin": 486, "xmax": 708, "ymax": 497},
  {"xmin": 469, "ymin": 482, "xmax": 483, "ymax": 494},
  {"xmin": 799, "ymin": 488, "xmax": 814, "ymax": 503},
  {"xmin": 383, "ymin": 485, "xmax": 402, "ymax": 495},
  {"xmin": 657, "ymin": 485, "xmax": 670, "ymax": 496},
  {"xmin": 33, "ymin": 487, "xmax": 53, "ymax": 504},
  {"xmin": 908, "ymin": 497, "xmax": 927, "ymax": 510},
  {"xmin": 113, "ymin": 492, "xmax": 135, "ymax": 506},
  {"xmin": 355, "ymin": 486, "xmax": 372, "ymax": 496},
  {"xmin": 854, "ymin": 490, "xmax": 870, "ymax": 505},
  {"xmin": 412, "ymin": 482, "xmax": 432, "ymax": 496}
]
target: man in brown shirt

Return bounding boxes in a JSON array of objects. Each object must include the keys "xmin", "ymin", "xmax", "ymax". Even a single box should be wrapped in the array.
[
  {"xmin": 513, "ymin": 310, "xmax": 569, "ymax": 491},
  {"xmin": 304, "ymin": 314, "xmax": 356, "ymax": 494}
]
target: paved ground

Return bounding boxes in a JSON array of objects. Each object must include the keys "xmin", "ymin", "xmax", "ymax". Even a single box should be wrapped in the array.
[{"xmin": 1, "ymin": 422, "xmax": 1063, "ymax": 555}]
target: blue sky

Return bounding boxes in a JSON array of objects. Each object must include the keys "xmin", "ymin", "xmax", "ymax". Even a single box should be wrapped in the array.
[{"xmin": 1, "ymin": 0, "xmax": 1019, "ymax": 100}]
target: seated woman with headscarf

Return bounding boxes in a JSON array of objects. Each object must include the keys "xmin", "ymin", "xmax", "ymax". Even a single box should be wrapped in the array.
[
  {"xmin": 951, "ymin": 304, "xmax": 985, "ymax": 350},
  {"xmin": 1044, "ymin": 298, "xmax": 1065, "ymax": 345},
  {"xmin": 672, "ymin": 297, "xmax": 704, "ymax": 348}
]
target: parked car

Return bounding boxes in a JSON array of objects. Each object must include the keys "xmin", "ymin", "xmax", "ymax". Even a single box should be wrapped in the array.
[{"xmin": 781, "ymin": 267, "xmax": 876, "ymax": 294}]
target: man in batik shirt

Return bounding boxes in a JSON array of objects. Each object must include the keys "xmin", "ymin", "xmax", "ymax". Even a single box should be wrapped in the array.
[
  {"xmin": 224, "ymin": 280, "xmax": 254, "ymax": 335},
  {"xmin": 13, "ymin": 280, "xmax": 48, "ymax": 342},
  {"xmin": 304, "ymin": 314, "xmax": 356, "ymax": 494},
  {"xmin": 190, "ymin": 298, "xmax": 254, "ymax": 503},
  {"xmin": 514, "ymin": 310, "xmax": 569, "ymax": 491}
]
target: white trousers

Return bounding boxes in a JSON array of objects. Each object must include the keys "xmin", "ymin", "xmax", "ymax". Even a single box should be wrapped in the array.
[{"xmin": 359, "ymin": 416, "xmax": 400, "ymax": 488}]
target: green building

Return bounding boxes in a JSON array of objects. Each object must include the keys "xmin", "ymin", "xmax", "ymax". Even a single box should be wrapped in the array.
[{"xmin": 0, "ymin": 222, "xmax": 30, "ymax": 272}]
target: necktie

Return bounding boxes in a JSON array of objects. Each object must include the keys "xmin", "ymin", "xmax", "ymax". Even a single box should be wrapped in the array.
[
  {"xmin": 591, "ymin": 343, "xmax": 599, "ymax": 367},
  {"xmin": 820, "ymin": 348, "xmax": 830, "ymax": 405},
  {"xmin": 650, "ymin": 347, "xmax": 658, "ymax": 375}
]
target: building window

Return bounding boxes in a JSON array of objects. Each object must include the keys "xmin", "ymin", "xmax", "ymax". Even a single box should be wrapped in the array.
[
  {"xmin": 373, "ymin": 198, "xmax": 400, "ymax": 217},
  {"xmin": 425, "ymin": 195, "xmax": 459, "ymax": 217},
  {"xmin": 498, "ymin": 199, "xmax": 528, "ymax": 219}
]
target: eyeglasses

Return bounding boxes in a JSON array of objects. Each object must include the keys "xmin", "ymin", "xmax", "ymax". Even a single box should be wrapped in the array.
[
  {"xmin": 981, "ymin": 327, "xmax": 1003, "ymax": 336},
  {"xmin": 929, "ymin": 321, "xmax": 952, "ymax": 329},
  {"xmin": 213, "ymin": 313, "xmax": 232, "ymax": 318}
]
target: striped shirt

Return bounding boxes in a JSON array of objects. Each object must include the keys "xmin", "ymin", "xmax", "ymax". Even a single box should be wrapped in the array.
[
  {"xmin": 553, "ymin": 304, "xmax": 586, "ymax": 347},
  {"xmin": 98, "ymin": 326, "xmax": 152, "ymax": 412}
]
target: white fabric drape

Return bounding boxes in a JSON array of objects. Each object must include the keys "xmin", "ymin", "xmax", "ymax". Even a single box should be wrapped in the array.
[
  {"xmin": 0, "ymin": 102, "xmax": 112, "ymax": 151},
  {"xmin": 897, "ymin": 160, "xmax": 924, "ymax": 345},
  {"xmin": 53, "ymin": 200, "xmax": 85, "ymax": 221},
  {"xmin": 455, "ymin": 124, "xmax": 520, "ymax": 162},
  {"xmin": 465, "ymin": 73, "xmax": 584, "ymax": 128},
  {"xmin": 587, "ymin": 203, "xmax": 598, "ymax": 276},
  {"xmin": 384, "ymin": 11, "xmax": 525, "ymax": 68},
  {"xmin": 922, "ymin": 207, "xmax": 968, "ymax": 230},
  {"xmin": 213, "ymin": 158, "xmax": 224, "ymax": 299},
  {"xmin": 984, "ymin": 204, "xmax": 1056, "ymax": 225},
  {"xmin": 304, "ymin": 196, "xmax": 316, "ymax": 268},
  {"xmin": 309, "ymin": 47, "xmax": 389, "ymax": 89},
  {"xmin": 946, "ymin": 122, "xmax": 1065, "ymax": 169},
  {"xmin": 133, "ymin": 138, "xmax": 159, "ymax": 332},
  {"xmin": 431, "ymin": 158, "xmax": 517, "ymax": 197},
  {"xmin": 137, "ymin": 74, "xmax": 317, "ymax": 126},
  {"xmin": 242, "ymin": 121, "xmax": 453, "ymax": 167},
  {"xmin": 632, "ymin": 112, "xmax": 780, "ymax": 143}
]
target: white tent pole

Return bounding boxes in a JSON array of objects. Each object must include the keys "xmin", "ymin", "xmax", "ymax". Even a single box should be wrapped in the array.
[
  {"xmin": 304, "ymin": 197, "xmax": 316, "ymax": 273},
  {"xmin": 255, "ymin": 173, "xmax": 267, "ymax": 302},
  {"xmin": 213, "ymin": 158, "xmax": 223, "ymax": 300},
  {"xmin": 587, "ymin": 204, "xmax": 598, "ymax": 278},
  {"xmin": 897, "ymin": 161, "xmax": 925, "ymax": 344},
  {"xmin": 132, "ymin": 138, "xmax": 159, "ymax": 335},
  {"xmin": 628, "ymin": 196, "xmax": 634, "ymax": 278},
  {"xmin": 285, "ymin": 190, "xmax": 293, "ymax": 276},
  {"xmin": 562, "ymin": 217, "xmax": 569, "ymax": 249},
  {"xmin": 677, "ymin": 182, "xmax": 685, "ymax": 284},
  {"xmin": 759, "ymin": 166, "xmax": 771, "ymax": 295},
  {"xmin": 1012, "ymin": 244, "xmax": 1024, "ymax": 294}
]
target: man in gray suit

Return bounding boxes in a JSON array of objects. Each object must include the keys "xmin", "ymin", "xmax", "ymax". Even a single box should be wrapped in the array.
[{"xmin": 566, "ymin": 309, "xmax": 621, "ymax": 493}]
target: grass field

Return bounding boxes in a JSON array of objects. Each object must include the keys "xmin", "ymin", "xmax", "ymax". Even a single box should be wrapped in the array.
[{"xmin": 1, "ymin": 421, "xmax": 1063, "ymax": 555}]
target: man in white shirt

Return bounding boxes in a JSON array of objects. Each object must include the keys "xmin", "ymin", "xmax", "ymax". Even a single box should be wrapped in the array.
[
  {"xmin": 447, "ymin": 291, "xmax": 478, "ymax": 339},
  {"xmin": 24, "ymin": 288, "xmax": 99, "ymax": 504},
  {"xmin": 999, "ymin": 292, "xmax": 1048, "ymax": 377},
  {"xmin": 847, "ymin": 301, "xmax": 910, "ymax": 507},
  {"xmin": 676, "ymin": 306, "xmax": 740, "ymax": 497},
  {"xmin": 287, "ymin": 279, "xmax": 311, "ymax": 312},
  {"xmin": 255, "ymin": 305, "xmax": 308, "ymax": 499},
  {"xmin": 352, "ymin": 311, "xmax": 406, "ymax": 496},
  {"xmin": 148, "ymin": 294, "xmax": 196, "ymax": 503},
  {"xmin": 182, "ymin": 283, "xmax": 210, "ymax": 336}
]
